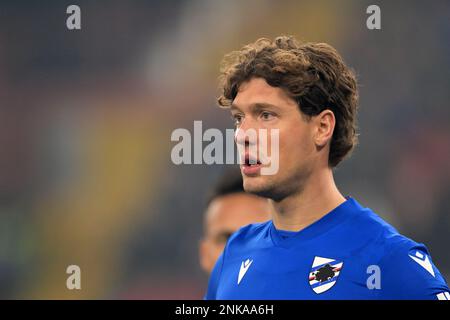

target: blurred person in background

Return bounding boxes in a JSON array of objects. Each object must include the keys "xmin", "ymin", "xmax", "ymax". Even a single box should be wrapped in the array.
[{"xmin": 199, "ymin": 168, "xmax": 271, "ymax": 274}]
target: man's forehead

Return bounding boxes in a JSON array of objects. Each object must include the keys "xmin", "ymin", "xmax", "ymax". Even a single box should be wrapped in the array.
[{"xmin": 232, "ymin": 78, "xmax": 295, "ymax": 110}]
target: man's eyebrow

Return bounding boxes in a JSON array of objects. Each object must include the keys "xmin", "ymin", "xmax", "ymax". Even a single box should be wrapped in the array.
[
  {"xmin": 230, "ymin": 102, "xmax": 280, "ymax": 112},
  {"xmin": 251, "ymin": 102, "xmax": 280, "ymax": 111},
  {"xmin": 230, "ymin": 104, "xmax": 241, "ymax": 112}
]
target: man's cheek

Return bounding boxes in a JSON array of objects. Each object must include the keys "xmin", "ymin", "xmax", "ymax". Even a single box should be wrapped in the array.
[{"xmin": 261, "ymin": 129, "xmax": 280, "ymax": 176}]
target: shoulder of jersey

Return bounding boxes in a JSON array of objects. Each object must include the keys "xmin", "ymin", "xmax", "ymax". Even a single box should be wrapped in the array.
[
  {"xmin": 227, "ymin": 220, "xmax": 271, "ymax": 245},
  {"xmin": 354, "ymin": 206, "xmax": 418, "ymax": 250},
  {"xmin": 354, "ymin": 206, "xmax": 441, "ymax": 274},
  {"xmin": 337, "ymin": 203, "xmax": 423, "ymax": 259}
]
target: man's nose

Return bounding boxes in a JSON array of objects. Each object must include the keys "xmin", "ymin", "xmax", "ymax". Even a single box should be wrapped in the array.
[{"xmin": 235, "ymin": 119, "xmax": 257, "ymax": 147}]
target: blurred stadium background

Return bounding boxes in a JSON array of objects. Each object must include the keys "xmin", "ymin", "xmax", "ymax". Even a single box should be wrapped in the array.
[{"xmin": 0, "ymin": 0, "xmax": 449, "ymax": 299}]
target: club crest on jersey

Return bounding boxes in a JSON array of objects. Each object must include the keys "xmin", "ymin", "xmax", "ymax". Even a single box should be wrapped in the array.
[{"xmin": 309, "ymin": 256, "xmax": 344, "ymax": 294}]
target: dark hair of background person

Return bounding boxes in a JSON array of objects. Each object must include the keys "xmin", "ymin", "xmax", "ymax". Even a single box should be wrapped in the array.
[{"xmin": 205, "ymin": 167, "xmax": 245, "ymax": 206}]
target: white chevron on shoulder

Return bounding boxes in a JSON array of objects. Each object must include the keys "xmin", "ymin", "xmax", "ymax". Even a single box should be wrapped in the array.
[{"xmin": 238, "ymin": 259, "xmax": 253, "ymax": 285}]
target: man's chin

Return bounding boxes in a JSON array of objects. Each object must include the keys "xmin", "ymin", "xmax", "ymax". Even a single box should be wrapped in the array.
[
  {"xmin": 243, "ymin": 176, "xmax": 291, "ymax": 201},
  {"xmin": 243, "ymin": 177, "xmax": 274, "ymax": 198}
]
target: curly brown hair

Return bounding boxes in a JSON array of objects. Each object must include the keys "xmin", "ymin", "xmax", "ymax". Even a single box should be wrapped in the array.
[{"xmin": 217, "ymin": 35, "xmax": 359, "ymax": 167}]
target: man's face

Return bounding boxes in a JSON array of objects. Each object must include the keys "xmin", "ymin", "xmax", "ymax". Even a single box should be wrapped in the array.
[
  {"xmin": 231, "ymin": 77, "xmax": 318, "ymax": 201},
  {"xmin": 199, "ymin": 193, "xmax": 271, "ymax": 274}
]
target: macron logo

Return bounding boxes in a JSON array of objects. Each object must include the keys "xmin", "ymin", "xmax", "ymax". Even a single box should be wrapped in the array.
[
  {"xmin": 238, "ymin": 259, "xmax": 253, "ymax": 285},
  {"xmin": 437, "ymin": 292, "xmax": 450, "ymax": 300},
  {"xmin": 409, "ymin": 250, "xmax": 435, "ymax": 277}
]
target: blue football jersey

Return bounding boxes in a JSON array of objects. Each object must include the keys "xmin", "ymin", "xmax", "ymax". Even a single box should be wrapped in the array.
[{"xmin": 205, "ymin": 197, "xmax": 449, "ymax": 300}]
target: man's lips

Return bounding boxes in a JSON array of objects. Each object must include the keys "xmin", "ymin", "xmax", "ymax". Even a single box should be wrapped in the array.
[
  {"xmin": 241, "ymin": 162, "xmax": 262, "ymax": 176},
  {"xmin": 241, "ymin": 152, "xmax": 262, "ymax": 176},
  {"xmin": 241, "ymin": 152, "xmax": 261, "ymax": 166}
]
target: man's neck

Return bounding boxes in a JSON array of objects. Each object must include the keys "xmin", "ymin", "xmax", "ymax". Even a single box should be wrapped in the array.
[{"xmin": 270, "ymin": 168, "xmax": 346, "ymax": 232}]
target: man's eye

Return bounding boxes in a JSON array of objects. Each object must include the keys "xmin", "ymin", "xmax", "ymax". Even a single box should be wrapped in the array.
[
  {"xmin": 261, "ymin": 111, "xmax": 275, "ymax": 120},
  {"xmin": 231, "ymin": 114, "xmax": 243, "ymax": 126},
  {"xmin": 216, "ymin": 232, "xmax": 233, "ymax": 244}
]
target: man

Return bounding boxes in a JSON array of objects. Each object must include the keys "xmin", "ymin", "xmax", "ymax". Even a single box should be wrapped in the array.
[
  {"xmin": 199, "ymin": 168, "xmax": 272, "ymax": 274},
  {"xmin": 205, "ymin": 36, "xmax": 449, "ymax": 299}
]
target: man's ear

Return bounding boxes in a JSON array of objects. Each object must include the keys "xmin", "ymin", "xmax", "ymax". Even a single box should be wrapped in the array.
[
  {"xmin": 314, "ymin": 109, "xmax": 335, "ymax": 148},
  {"xmin": 199, "ymin": 239, "xmax": 211, "ymax": 274}
]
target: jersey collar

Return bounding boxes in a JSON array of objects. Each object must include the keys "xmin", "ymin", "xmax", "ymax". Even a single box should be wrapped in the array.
[{"xmin": 269, "ymin": 196, "xmax": 363, "ymax": 248}]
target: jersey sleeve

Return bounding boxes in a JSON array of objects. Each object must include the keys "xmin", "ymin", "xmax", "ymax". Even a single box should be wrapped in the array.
[
  {"xmin": 379, "ymin": 239, "xmax": 450, "ymax": 300},
  {"xmin": 204, "ymin": 250, "xmax": 225, "ymax": 300}
]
